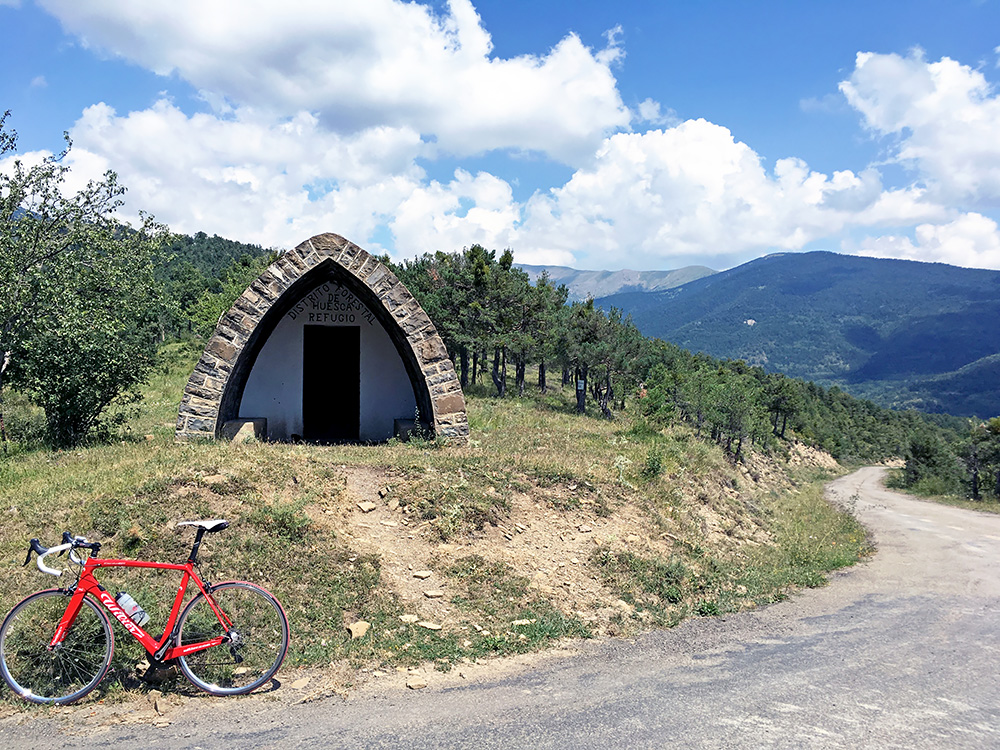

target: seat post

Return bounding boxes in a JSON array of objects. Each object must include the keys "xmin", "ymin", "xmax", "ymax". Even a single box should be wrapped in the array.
[{"xmin": 188, "ymin": 527, "xmax": 207, "ymax": 565}]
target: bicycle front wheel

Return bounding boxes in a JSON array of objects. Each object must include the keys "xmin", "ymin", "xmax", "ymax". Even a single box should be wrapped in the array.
[
  {"xmin": 0, "ymin": 590, "xmax": 113, "ymax": 705},
  {"xmin": 175, "ymin": 581, "xmax": 289, "ymax": 696}
]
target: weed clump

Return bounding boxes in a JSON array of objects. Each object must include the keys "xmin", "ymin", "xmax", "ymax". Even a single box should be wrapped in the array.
[
  {"xmin": 592, "ymin": 548, "xmax": 688, "ymax": 610},
  {"xmin": 440, "ymin": 555, "xmax": 590, "ymax": 662},
  {"xmin": 243, "ymin": 500, "xmax": 312, "ymax": 541}
]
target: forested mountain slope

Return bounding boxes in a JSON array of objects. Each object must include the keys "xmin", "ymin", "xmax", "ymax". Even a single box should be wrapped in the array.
[
  {"xmin": 597, "ymin": 251, "xmax": 1000, "ymax": 417},
  {"xmin": 159, "ymin": 231, "xmax": 272, "ymax": 287}
]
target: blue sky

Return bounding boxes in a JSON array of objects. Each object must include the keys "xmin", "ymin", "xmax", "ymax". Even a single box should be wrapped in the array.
[{"xmin": 2, "ymin": 0, "xmax": 1000, "ymax": 272}]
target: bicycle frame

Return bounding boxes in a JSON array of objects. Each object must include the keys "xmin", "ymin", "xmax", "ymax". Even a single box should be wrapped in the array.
[{"xmin": 52, "ymin": 557, "xmax": 230, "ymax": 662}]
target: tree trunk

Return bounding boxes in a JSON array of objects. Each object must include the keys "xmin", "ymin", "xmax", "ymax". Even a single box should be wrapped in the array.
[
  {"xmin": 472, "ymin": 350, "xmax": 479, "ymax": 385},
  {"xmin": 598, "ymin": 368, "xmax": 613, "ymax": 419},
  {"xmin": 491, "ymin": 347, "xmax": 507, "ymax": 398},
  {"xmin": 575, "ymin": 365, "xmax": 587, "ymax": 414},
  {"xmin": 459, "ymin": 347, "xmax": 469, "ymax": 388},
  {"xmin": 538, "ymin": 361, "xmax": 547, "ymax": 393},
  {"xmin": 0, "ymin": 350, "xmax": 9, "ymax": 451},
  {"xmin": 515, "ymin": 356, "xmax": 526, "ymax": 397},
  {"xmin": 562, "ymin": 367, "xmax": 570, "ymax": 387}
]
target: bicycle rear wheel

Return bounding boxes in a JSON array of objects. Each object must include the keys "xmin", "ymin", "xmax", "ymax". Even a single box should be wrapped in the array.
[
  {"xmin": 175, "ymin": 581, "xmax": 289, "ymax": 696},
  {"xmin": 0, "ymin": 590, "xmax": 113, "ymax": 705}
]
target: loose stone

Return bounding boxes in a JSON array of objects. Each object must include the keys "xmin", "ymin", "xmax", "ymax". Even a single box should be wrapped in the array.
[{"xmin": 347, "ymin": 621, "xmax": 371, "ymax": 639}]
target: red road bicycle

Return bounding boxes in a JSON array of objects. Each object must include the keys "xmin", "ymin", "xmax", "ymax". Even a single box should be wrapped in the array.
[{"xmin": 0, "ymin": 519, "xmax": 289, "ymax": 705}]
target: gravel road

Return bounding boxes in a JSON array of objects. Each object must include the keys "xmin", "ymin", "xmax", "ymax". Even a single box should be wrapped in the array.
[{"xmin": 4, "ymin": 467, "xmax": 1000, "ymax": 748}]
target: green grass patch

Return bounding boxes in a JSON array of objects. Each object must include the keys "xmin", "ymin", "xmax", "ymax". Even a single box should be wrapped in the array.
[
  {"xmin": 884, "ymin": 467, "xmax": 1000, "ymax": 514},
  {"xmin": 439, "ymin": 555, "xmax": 590, "ymax": 664},
  {"xmin": 728, "ymin": 480, "xmax": 873, "ymax": 604},
  {"xmin": 591, "ymin": 474, "xmax": 871, "ymax": 626},
  {"xmin": 1, "ymin": 345, "xmax": 873, "ymax": 706}
]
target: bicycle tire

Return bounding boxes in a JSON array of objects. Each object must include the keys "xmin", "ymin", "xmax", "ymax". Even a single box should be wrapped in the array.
[
  {"xmin": 0, "ymin": 589, "xmax": 114, "ymax": 705},
  {"xmin": 175, "ymin": 581, "xmax": 289, "ymax": 696}
]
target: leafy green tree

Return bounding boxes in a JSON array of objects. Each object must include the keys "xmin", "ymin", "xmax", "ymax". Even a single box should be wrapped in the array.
[
  {"xmin": 963, "ymin": 418, "xmax": 1000, "ymax": 500},
  {"xmin": 392, "ymin": 245, "xmax": 500, "ymax": 389},
  {"xmin": 532, "ymin": 272, "xmax": 569, "ymax": 393},
  {"xmin": 558, "ymin": 299, "xmax": 603, "ymax": 414},
  {"xmin": 901, "ymin": 431, "xmax": 964, "ymax": 495},
  {"xmin": 0, "ymin": 110, "xmax": 167, "ymax": 447},
  {"xmin": 187, "ymin": 251, "xmax": 277, "ymax": 338},
  {"xmin": 987, "ymin": 418, "xmax": 1000, "ymax": 499},
  {"xmin": 584, "ymin": 308, "xmax": 645, "ymax": 419},
  {"xmin": 765, "ymin": 374, "xmax": 802, "ymax": 439},
  {"xmin": 14, "ymin": 253, "xmax": 163, "ymax": 447}
]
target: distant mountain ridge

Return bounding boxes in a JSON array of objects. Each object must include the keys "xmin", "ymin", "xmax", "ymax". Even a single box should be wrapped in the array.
[
  {"xmin": 594, "ymin": 251, "xmax": 1000, "ymax": 418},
  {"xmin": 516, "ymin": 263, "xmax": 715, "ymax": 301}
]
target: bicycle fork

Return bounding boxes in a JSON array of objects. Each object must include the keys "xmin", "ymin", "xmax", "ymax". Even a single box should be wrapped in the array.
[{"xmin": 47, "ymin": 588, "xmax": 85, "ymax": 651}]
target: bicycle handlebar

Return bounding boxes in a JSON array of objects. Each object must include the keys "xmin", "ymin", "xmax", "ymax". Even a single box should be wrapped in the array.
[
  {"xmin": 23, "ymin": 534, "xmax": 101, "ymax": 577},
  {"xmin": 29, "ymin": 541, "xmax": 71, "ymax": 576}
]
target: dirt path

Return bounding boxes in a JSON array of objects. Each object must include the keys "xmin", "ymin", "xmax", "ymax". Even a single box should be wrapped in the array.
[{"xmin": 5, "ymin": 468, "xmax": 1000, "ymax": 748}]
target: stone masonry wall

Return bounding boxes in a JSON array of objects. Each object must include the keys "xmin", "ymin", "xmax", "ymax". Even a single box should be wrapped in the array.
[{"xmin": 175, "ymin": 233, "xmax": 469, "ymax": 443}]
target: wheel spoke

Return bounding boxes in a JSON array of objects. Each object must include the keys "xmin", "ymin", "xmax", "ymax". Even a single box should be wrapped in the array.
[
  {"xmin": 0, "ymin": 592, "xmax": 112, "ymax": 704},
  {"xmin": 176, "ymin": 582, "xmax": 288, "ymax": 696}
]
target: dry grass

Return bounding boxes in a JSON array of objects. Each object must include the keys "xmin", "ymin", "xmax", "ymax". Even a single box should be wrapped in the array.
[{"xmin": 0, "ymin": 344, "xmax": 870, "ymax": 706}]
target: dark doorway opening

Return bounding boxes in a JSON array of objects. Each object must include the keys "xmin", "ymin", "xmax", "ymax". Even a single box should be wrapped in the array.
[{"xmin": 303, "ymin": 325, "xmax": 360, "ymax": 442}]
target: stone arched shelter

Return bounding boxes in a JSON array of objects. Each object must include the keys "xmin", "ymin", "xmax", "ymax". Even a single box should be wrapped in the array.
[{"xmin": 175, "ymin": 233, "xmax": 469, "ymax": 443}]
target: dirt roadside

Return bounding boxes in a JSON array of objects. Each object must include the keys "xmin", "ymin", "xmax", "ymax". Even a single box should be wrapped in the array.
[{"xmin": 0, "ymin": 443, "xmax": 843, "ymax": 733}]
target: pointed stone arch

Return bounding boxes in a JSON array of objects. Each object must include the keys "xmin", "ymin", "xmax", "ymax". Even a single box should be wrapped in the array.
[{"xmin": 175, "ymin": 233, "xmax": 468, "ymax": 443}]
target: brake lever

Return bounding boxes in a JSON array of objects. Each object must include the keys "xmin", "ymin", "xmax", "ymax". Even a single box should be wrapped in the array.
[{"xmin": 22, "ymin": 538, "xmax": 47, "ymax": 567}]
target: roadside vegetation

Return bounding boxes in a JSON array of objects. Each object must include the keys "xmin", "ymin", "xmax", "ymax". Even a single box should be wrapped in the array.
[
  {"xmin": 0, "ymin": 344, "xmax": 870, "ymax": 706},
  {"xmin": 0, "ymin": 106, "xmax": 960, "ymax": 708}
]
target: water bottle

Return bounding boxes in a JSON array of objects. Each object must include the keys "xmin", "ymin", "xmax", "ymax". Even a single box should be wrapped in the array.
[{"xmin": 115, "ymin": 592, "xmax": 150, "ymax": 627}]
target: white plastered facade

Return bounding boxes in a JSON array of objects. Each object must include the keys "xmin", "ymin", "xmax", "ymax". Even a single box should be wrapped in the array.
[{"xmin": 238, "ymin": 280, "xmax": 417, "ymax": 441}]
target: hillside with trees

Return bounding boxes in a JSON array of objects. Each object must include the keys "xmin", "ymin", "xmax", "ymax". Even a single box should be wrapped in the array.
[
  {"xmin": 1, "ymin": 100, "xmax": 994, "ymax": 506},
  {"xmin": 596, "ymin": 251, "xmax": 1000, "ymax": 418},
  {"xmin": 391, "ymin": 246, "xmax": 1000, "ymax": 505},
  {"xmin": 157, "ymin": 231, "xmax": 276, "ymax": 340},
  {"xmin": 390, "ymin": 248, "xmax": 967, "ymax": 463}
]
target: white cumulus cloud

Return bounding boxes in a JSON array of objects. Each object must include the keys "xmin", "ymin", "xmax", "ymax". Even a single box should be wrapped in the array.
[
  {"xmin": 841, "ymin": 49, "xmax": 1000, "ymax": 207},
  {"xmin": 37, "ymin": 0, "xmax": 629, "ymax": 164},
  {"xmin": 17, "ymin": 2, "xmax": 1000, "ymax": 272},
  {"xmin": 59, "ymin": 99, "xmax": 542, "ymax": 257},
  {"xmin": 852, "ymin": 213, "xmax": 1000, "ymax": 269},
  {"xmin": 516, "ymin": 120, "xmax": 942, "ymax": 269},
  {"xmin": 390, "ymin": 169, "xmax": 523, "ymax": 257},
  {"xmin": 63, "ymin": 100, "xmax": 432, "ymax": 250}
]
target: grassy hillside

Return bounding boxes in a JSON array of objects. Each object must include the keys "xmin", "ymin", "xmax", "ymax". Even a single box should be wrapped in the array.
[
  {"xmin": 598, "ymin": 251, "xmax": 1000, "ymax": 417},
  {"xmin": 0, "ymin": 344, "xmax": 870, "ymax": 705}
]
